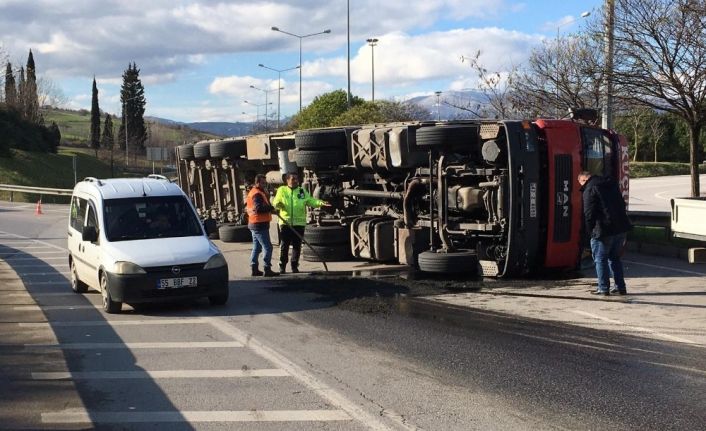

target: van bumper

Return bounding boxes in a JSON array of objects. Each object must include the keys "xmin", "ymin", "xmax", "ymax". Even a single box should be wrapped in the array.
[{"xmin": 105, "ymin": 266, "xmax": 229, "ymax": 304}]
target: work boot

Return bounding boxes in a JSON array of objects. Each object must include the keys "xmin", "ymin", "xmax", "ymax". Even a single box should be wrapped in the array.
[
  {"xmin": 251, "ymin": 265, "xmax": 263, "ymax": 277},
  {"xmin": 291, "ymin": 264, "xmax": 299, "ymax": 274},
  {"xmin": 279, "ymin": 263, "xmax": 286, "ymax": 274},
  {"xmin": 263, "ymin": 267, "xmax": 279, "ymax": 277}
]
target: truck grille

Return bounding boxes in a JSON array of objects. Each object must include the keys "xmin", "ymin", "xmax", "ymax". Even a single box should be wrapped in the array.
[{"xmin": 553, "ymin": 155, "xmax": 572, "ymax": 242}]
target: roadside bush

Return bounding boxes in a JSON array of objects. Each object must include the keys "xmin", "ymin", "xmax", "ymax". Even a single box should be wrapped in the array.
[{"xmin": 629, "ymin": 162, "xmax": 706, "ymax": 178}]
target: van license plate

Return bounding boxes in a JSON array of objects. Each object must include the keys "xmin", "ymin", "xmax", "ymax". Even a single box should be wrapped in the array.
[{"xmin": 158, "ymin": 277, "xmax": 197, "ymax": 289}]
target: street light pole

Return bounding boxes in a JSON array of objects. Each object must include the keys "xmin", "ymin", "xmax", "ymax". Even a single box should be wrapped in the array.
[
  {"xmin": 271, "ymin": 26, "xmax": 331, "ymax": 112},
  {"xmin": 366, "ymin": 38, "xmax": 378, "ymax": 102},
  {"xmin": 258, "ymin": 63, "xmax": 300, "ymax": 130},
  {"xmin": 250, "ymin": 85, "xmax": 282, "ymax": 132},
  {"xmin": 555, "ymin": 11, "xmax": 591, "ymax": 117},
  {"xmin": 243, "ymin": 100, "xmax": 272, "ymax": 124},
  {"xmin": 435, "ymin": 91, "xmax": 442, "ymax": 121}
]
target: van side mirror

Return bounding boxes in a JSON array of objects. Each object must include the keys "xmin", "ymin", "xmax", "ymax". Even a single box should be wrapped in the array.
[{"xmin": 82, "ymin": 226, "xmax": 98, "ymax": 242}]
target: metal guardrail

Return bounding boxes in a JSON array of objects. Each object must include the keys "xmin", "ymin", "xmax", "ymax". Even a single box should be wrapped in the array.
[
  {"xmin": 0, "ymin": 184, "xmax": 73, "ymax": 202},
  {"xmin": 627, "ymin": 210, "xmax": 671, "ymax": 228}
]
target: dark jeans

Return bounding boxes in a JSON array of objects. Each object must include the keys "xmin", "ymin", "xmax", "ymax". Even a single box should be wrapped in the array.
[
  {"xmin": 249, "ymin": 225, "xmax": 273, "ymax": 269},
  {"xmin": 590, "ymin": 233, "xmax": 627, "ymax": 292},
  {"xmin": 279, "ymin": 225, "xmax": 305, "ymax": 268}
]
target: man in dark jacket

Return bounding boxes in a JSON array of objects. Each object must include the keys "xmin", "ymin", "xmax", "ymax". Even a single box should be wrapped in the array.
[{"xmin": 578, "ymin": 171, "xmax": 632, "ymax": 296}]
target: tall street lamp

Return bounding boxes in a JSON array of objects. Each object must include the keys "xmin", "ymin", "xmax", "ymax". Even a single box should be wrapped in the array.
[
  {"xmin": 250, "ymin": 85, "xmax": 282, "ymax": 132},
  {"xmin": 271, "ymin": 26, "xmax": 331, "ymax": 112},
  {"xmin": 434, "ymin": 91, "xmax": 442, "ymax": 121},
  {"xmin": 122, "ymin": 94, "xmax": 141, "ymax": 168},
  {"xmin": 258, "ymin": 63, "xmax": 300, "ymax": 130},
  {"xmin": 555, "ymin": 11, "xmax": 591, "ymax": 117},
  {"xmin": 366, "ymin": 38, "xmax": 379, "ymax": 102},
  {"xmin": 243, "ymin": 100, "xmax": 272, "ymax": 124}
]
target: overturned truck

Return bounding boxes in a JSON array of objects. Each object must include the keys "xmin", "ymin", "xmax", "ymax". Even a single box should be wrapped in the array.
[{"xmin": 176, "ymin": 114, "xmax": 628, "ymax": 277}]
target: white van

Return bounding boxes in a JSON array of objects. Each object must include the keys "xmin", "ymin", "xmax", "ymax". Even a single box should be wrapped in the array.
[{"xmin": 67, "ymin": 176, "xmax": 229, "ymax": 313}]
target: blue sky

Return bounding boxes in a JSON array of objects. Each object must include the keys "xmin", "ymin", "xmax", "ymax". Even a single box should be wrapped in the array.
[{"xmin": 0, "ymin": 0, "xmax": 603, "ymax": 123}]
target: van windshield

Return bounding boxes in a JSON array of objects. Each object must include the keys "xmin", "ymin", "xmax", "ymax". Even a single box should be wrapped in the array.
[{"xmin": 103, "ymin": 196, "xmax": 203, "ymax": 242}]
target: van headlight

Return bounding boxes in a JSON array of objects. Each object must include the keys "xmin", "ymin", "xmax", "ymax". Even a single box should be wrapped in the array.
[
  {"xmin": 114, "ymin": 261, "xmax": 147, "ymax": 275},
  {"xmin": 204, "ymin": 253, "xmax": 227, "ymax": 269}
]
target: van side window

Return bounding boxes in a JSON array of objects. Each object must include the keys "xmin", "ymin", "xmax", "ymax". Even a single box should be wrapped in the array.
[
  {"xmin": 70, "ymin": 197, "xmax": 87, "ymax": 233},
  {"xmin": 86, "ymin": 205, "xmax": 99, "ymax": 231}
]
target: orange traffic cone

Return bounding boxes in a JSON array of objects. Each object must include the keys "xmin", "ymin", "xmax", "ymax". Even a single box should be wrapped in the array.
[{"xmin": 35, "ymin": 199, "xmax": 43, "ymax": 216}]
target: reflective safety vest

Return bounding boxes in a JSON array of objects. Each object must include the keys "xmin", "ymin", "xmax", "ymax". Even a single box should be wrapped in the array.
[
  {"xmin": 246, "ymin": 187, "xmax": 272, "ymax": 224},
  {"xmin": 272, "ymin": 185, "xmax": 324, "ymax": 226}
]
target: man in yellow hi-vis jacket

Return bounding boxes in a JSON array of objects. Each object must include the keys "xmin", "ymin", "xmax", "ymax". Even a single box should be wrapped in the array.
[{"xmin": 272, "ymin": 173, "xmax": 329, "ymax": 273}]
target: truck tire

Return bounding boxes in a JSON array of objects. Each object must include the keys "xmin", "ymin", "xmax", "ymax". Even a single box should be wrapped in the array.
[
  {"xmin": 303, "ymin": 225, "xmax": 349, "ymax": 245},
  {"xmin": 418, "ymin": 249, "xmax": 479, "ymax": 274},
  {"xmin": 193, "ymin": 141, "xmax": 211, "ymax": 159},
  {"xmin": 210, "ymin": 139, "xmax": 246, "ymax": 159},
  {"xmin": 219, "ymin": 224, "xmax": 252, "ymax": 243},
  {"xmin": 295, "ymin": 149, "xmax": 347, "ymax": 169},
  {"xmin": 178, "ymin": 143, "xmax": 194, "ymax": 160},
  {"xmin": 302, "ymin": 243, "xmax": 351, "ymax": 262},
  {"xmin": 415, "ymin": 125, "xmax": 477, "ymax": 148},
  {"xmin": 295, "ymin": 128, "xmax": 347, "ymax": 150}
]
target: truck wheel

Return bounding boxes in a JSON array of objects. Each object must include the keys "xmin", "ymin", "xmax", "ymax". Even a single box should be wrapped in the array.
[
  {"xmin": 295, "ymin": 150, "xmax": 347, "ymax": 169},
  {"xmin": 295, "ymin": 128, "xmax": 347, "ymax": 150},
  {"xmin": 178, "ymin": 143, "xmax": 194, "ymax": 159},
  {"xmin": 100, "ymin": 272, "xmax": 122, "ymax": 314},
  {"xmin": 219, "ymin": 224, "xmax": 252, "ymax": 242},
  {"xmin": 193, "ymin": 141, "xmax": 212, "ymax": 159},
  {"xmin": 415, "ymin": 125, "xmax": 478, "ymax": 148},
  {"xmin": 417, "ymin": 249, "xmax": 479, "ymax": 274},
  {"xmin": 208, "ymin": 286, "xmax": 229, "ymax": 306},
  {"xmin": 302, "ymin": 243, "xmax": 351, "ymax": 262},
  {"xmin": 303, "ymin": 225, "xmax": 349, "ymax": 245},
  {"xmin": 210, "ymin": 139, "xmax": 246, "ymax": 159},
  {"xmin": 70, "ymin": 260, "xmax": 88, "ymax": 293}
]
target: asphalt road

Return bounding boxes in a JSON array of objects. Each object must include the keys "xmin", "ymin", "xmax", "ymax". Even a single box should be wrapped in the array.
[
  {"xmin": 1, "ymin": 201, "xmax": 705, "ymax": 430},
  {"xmin": 629, "ymin": 174, "xmax": 706, "ymax": 212}
]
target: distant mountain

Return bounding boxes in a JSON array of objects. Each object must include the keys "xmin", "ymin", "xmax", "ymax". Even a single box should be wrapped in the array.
[{"xmin": 186, "ymin": 122, "xmax": 251, "ymax": 137}]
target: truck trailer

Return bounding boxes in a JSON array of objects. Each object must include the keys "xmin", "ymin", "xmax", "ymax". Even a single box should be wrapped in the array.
[{"xmin": 176, "ymin": 111, "xmax": 628, "ymax": 277}]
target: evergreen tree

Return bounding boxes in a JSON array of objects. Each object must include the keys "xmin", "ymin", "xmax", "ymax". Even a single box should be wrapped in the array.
[
  {"xmin": 47, "ymin": 121, "xmax": 61, "ymax": 153},
  {"xmin": 4, "ymin": 62, "xmax": 16, "ymax": 109},
  {"xmin": 24, "ymin": 50, "xmax": 40, "ymax": 124},
  {"xmin": 17, "ymin": 67, "xmax": 25, "ymax": 117},
  {"xmin": 118, "ymin": 62, "xmax": 147, "ymax": 163},
  {"xmin": 101, "ymin": 114, "xmax": 116, "ymax": 175},
  {"xmin": 89, "ymin": 77, "xmax": 101, "ymax": 156}
]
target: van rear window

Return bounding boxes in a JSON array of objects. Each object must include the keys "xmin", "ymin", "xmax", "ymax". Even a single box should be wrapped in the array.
[{"xmin": 103, "ymin": 196, "xmax": 203, "ymax": 242}]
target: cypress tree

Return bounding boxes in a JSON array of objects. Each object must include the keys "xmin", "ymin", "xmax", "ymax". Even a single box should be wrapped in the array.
[
  {"xmin": 119, "ymin": 62, "xmax": 147, "ymax": 161},
  {"xmin": 25, "ymin": 50, "xmax": 40, "ymax": 124},
  {"xmin": 4, "ymin": 62, "xmax": 16, "ymax": 109},
  {"xmin": 17, "ymin": 67, "xmax": 25, "ymax": 117},
  {"xmin": 89, "ymin": 77, "xmax": 101, "ymax": 156},
  {"xmin": 102, "ymin": 114, "xmax": 115, "ymax": 175}
]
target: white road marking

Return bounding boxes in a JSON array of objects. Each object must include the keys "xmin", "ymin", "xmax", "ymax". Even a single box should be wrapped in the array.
[
  {"xmin": 22, "ymin": 281, "xmax": 70, "ymax": 285},
  {"xmin": 623, "ymin": 259, "xmax": 706, "ymax": 276},
  {"xmin": 0, "ymin": 252, "xmax": 66, "ymax": 256},
  {"xmin": 24, "ymin": 341, "xmax": 243, "ymax": 350},
  {"xmin": 13, "ymin": 305, "xmax": 92, "ymax": 312},
  {"xmin": 7, "ymin": 292, "xmax": 74, "ymax": 297},
  {"xmin": 33, "ymin": 369, "xmax": 289, "ymax": 380},
  {"xmin": 571, "ymin": 310, "xmax": 698, "ymax": 345},
  {"xmin": 20, "ymin": 318, "xmax": 208, "ymax": 327},
  {"xmin": 5, "ymin": 257, "xmax": 66, "ymax": 261},
  {"xmin": 204, "ymin": 316, "xmax": 404, "ymax": 431},
  {"xmin": 0, "ymin": 231, "xmax": 68, "ymax": 251},
  {"xmin": 11, "ymin": 264, "xmax": 69, "ymax": 268},
  {"xmin": 15, "ymin": 272, "xmax": 70, "ymax": 276},
  {"xmin": 42, "ymin": 409, "xmax": 351, "ymax": 424}
]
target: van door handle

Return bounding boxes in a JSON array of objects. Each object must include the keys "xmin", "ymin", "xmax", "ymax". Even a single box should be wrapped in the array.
[{"xmin": 68, "ymin": 231, "xmax": 73, "ymax": 237}]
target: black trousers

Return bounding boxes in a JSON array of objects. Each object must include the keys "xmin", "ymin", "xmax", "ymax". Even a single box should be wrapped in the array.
[{"xmin": 279, "ymin": 225, "xmax": 305, "ymax": 268}]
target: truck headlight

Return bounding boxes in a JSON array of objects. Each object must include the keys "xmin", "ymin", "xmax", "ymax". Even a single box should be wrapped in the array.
[
  {"xmin": 114, "ymin": 261, "xmax": 147, "ymax": 275},
  {"xmin": 204, "ymin": 253, "xmax": 227, "ymax": 269}
]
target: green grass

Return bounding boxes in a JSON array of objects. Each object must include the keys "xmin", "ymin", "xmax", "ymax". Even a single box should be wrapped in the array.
[
  {"xmin": 0, "ymin": 148, "xmax": 116, "ymax": 203},
  {"xmin": 630, "ymin": 162, "xmax": 706, "ymax": 178},
  {"xmin": 627, "ymin": 226, "xmax": 700, "ymax": 248}
]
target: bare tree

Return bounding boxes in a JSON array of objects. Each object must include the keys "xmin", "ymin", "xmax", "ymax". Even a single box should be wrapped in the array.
[
  {"xmin": 512, "ymin": 29, "xmax": 606, "ymax": 119},
  {"xmin": 611, "ymin": 0, "xmax": 706, "ymax": 196},
  {"xmin": 460, "ymin": 51, "xmax": 519, "ymax": 118},
  {"xmin": 649, "ymin": 113, "xmax": 666, "ymax": 162},
  {"xmin": 37, "ymin": 77, "xmax": 68, "ymax": 108}
]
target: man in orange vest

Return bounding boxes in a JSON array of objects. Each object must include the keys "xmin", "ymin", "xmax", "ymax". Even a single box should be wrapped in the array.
[{"xmin": 246, "ymin": 174, "xmax": 278, "ymax": 277}]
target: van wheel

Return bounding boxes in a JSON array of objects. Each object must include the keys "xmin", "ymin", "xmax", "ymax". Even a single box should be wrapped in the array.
[
  {"xmin": 70, "ymin": 260, "xmax": 88, "ymax": 293},
  {"xmin": 100, "ymin": 273, "xmax": 122, "ymax": 313},
  {"xmin": 209, "ymin": 288, "xmax": 229, "ymax": 306}
]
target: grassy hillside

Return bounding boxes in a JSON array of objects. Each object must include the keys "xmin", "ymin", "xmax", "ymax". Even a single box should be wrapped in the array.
[
  {"xmin": 43, "ymin": 108, "xmax": 219, "ymax": 147},
  {"xmin": 0, "ymin": 148, "xmax": 116, "ymax": 203}
]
